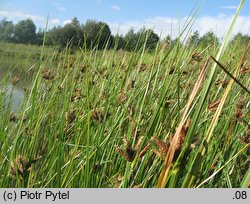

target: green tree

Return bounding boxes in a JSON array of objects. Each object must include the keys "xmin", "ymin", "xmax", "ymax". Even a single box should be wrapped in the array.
[
  {"xmin": 0, "ymin": 18, "xmax": 14, "ymax": 42},
  {"xmin": 83, "ymin": 20, "xmax": 112, "ymax": 49},
  {"xmin": 199, "ymin": 31, "xmax": 219, "ymax": 48},
  {"xmin": 60, "ymin": 17, "xmax": 83, "ymax": 48},
  {"xmin": 230, "ymin": 33, "xmax": 250, "ymax": 47},
  {"xmin": 164, "ymin": 34, "xmax": 172, "ymax": 47},
  {"xmin": 124, "ymin": 28, "xmax": 139, "ymax": 51},
  {"xmin": 46, "ymin": 17, "xmax": 83, "ymax": 50},
  {"xmin": 71, "ymin": 17, "xmax": 80, "ymax": 27},
  {"xmin": 112, "ymin": 34, "xmax": 126, "ymax": 50},
  {"xmin": 46, "ymin": 26, "xmax": 63, "ymax": 46},
  {"xmin": 138, "ymin": 28, "xmax": 160, "ymax": 50},
  {"xmin": 124, "ymin": 28, "xmax": 159, "ymax": 51},
  {"xmin": 13, "ymin": 19, "xmax": 37, "ymax": 44},
  {"xmin": 188, "ymin": 30, "xmax": 200, "ymax": 47},
  {"xmin": 35, "ymin": 27, "xmax": 45, "ymax": 45}
]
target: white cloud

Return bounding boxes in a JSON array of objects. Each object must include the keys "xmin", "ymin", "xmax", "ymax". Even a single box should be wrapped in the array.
[
  {"xmin": 108, "ymin": 15, "xmax": 250, "ymax": 39},
  {"xmin": 218, "ymin": 13, "xmax": 227, "ymax": 18},
  {"xmin": 63, "ymin": 19, "xmax": 72, "ymax": 25},
  {"xmin": 50, "ymin": 19, "xmax": 60, "ymax": 25},
  {"xmin": 0, "ymin": 10, "xmax": 44, "ymax": 21},
  {"xmin": 195, "ymin": 15, "xmax": 250, "ymax": 38},
  {"xmin": 108, "ymin": 17, "xmax": 175, "ymax": 38},
  {"xmin": 222, "ymin": 6, "xmax": 238, "ymax": 10},
  {"xmin": 111, "ymin": 5, "xmax": 120, "ymax": 11}
]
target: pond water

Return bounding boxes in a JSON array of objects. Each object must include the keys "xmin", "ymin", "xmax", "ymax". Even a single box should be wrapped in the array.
[
  {"xmin": 4, "ymin": 84, "xmax": 25, "ymax": 112},
  {"xmin": 0, "ymin": 56, "xmax": 37, "ymax": 112},
  {"xmin": 0, "ymin": 46, "xmax": 59, "ymax": 112}
]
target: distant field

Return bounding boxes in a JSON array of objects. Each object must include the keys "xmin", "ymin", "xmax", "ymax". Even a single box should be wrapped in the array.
[{"xmin": 0, "ymin": 41, "xmax": 56, "ymax": 55}]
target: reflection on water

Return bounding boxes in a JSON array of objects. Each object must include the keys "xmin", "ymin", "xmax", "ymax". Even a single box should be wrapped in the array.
[
  {"xmin": 1, "ymin": 53, "xmax": 56, "ymax": 112},
  {"xmin": 5, "ymin": 83, "xmax": 25, "ymax": 112},
  {"xmin": 0, "ymin": 58, "xmax": 35, "ymax": 112}
]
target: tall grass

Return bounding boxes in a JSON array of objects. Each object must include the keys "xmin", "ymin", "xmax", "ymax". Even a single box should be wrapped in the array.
[{"xmin": 0, "ymin": 0, "xmax": 249, "ymax": 188}]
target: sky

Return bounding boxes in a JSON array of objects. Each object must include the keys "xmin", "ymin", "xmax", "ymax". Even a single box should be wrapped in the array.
[{"xmin": 0, "ymin": 0, "xmax": 250, "ymax": 38}]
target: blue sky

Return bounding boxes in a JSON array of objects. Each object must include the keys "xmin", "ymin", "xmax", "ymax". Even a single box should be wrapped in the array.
[{"xmin": 0, "ymin": 0, "xmax": 250, "ymax": 38}]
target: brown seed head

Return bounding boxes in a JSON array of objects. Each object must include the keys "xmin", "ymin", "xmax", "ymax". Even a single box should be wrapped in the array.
[
  {"xmin": 42, "ymin": 70, "xmax": 55, "ymax": 80},
  {"xmin": 240, "ymin": 128, "xmax": 250, "ymax": 144},
  {"xmin": 11, "ymin": 76, "xmax": 20, "ymax": 86},
  {"xmin": 81, "ymin": 64, "xmax": 87, "ymax": 73},
  {"xmin": 118, "ymin": 91, "xmax": 127, "ymax": 104},
  {"xmin": 66, "ymin": 108, "xmax": 77, "ymax": 124},
  {"xmin": 191, "ymin": 52, "xmax": 203, "ymax": 62},
  {"xmin": 139, "ymin": 63, "xmax": 147, "ymax": 72},
  {"xmin": 10, "ymin": 112, "xmax": 17, "ymax": 122},
  {"xmin": 208, "ymin": 100, "xmax": 221, "ymax": 112},
  {"xmin": 9, "ymin": 156, "xmax": 29, "ymax": 179}
]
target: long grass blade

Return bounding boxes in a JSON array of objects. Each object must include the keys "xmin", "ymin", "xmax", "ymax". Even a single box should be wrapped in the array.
[
  {"xmin": 210, "ymin": 55, "xmax": 250, "ymax": 94},
  {"xmin": 157, "ymin": 58, "xmax": 210, "ymax": 187}
]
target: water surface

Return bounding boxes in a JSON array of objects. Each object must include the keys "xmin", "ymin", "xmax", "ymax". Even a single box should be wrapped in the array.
[{"xmin": 0, "ymin": 56, "xmax": 36, "ymax": 111}]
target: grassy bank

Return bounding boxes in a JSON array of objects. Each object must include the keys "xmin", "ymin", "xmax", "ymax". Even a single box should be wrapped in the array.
[{"xmin": 0, "ymin": 42, "xmax": 57, "ymax": 59}]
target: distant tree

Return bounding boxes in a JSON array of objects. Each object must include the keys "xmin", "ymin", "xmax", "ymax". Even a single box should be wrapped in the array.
[
  {"xmin": 36, "ymin": 27, "xmax": 45, "ymax": 45},
  {"xmin": 230, "ymin": 33, "xmax": 250, "ymax": 46},
  {"xmin": 164, "ymin": 34, "xmax": 172, "ymax": 47},
  {"xmin": 46, "ymin": 17, "xmax": 83, "ymax": 49},
  {"xmin": 83, "ymin": 20, "xmax": 112, "ymax": 49},
  {"xmin": 137, "ymin": 28, "xmax": 160, "ymax": 50},
  {"xmin": 60, "ymin": 17, "xmax": 83, "ymax": 48},
  {"xmin": 112, "ymin": 34, "xmax": 126, "ymax": 50},
  {"xmin": 124, "ymin": 28, "xmax": 139, "ymax": 51},
  {"xmin": 199, "ymin": 31, "xmax": 219, "ymax": 48},
  {"xmin": 46, "ymin": 26, "xmax": 63, "ymax": 46},
  {"xmin": 71, "ymin": 17, "xmax": 81, "ymax": 27},
  {"xmin": 123, "ymin": 28, "xmax": 159, "ymax": 51},
  {"xmin": 188, "ymin": 30, "xmax": 200, "ymax": 47},
  {"xmin": 0, "ymin": 18, "xmax": 14, "ymax": 42},
  {"xmin": 13, "ymin": 19, "xmax": 37, "ymax": 44}
]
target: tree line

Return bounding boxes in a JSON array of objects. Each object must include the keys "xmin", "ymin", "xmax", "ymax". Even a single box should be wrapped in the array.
[{"xmin": 1, "ymin": 17, "xmax": 249, "ymax": 51}]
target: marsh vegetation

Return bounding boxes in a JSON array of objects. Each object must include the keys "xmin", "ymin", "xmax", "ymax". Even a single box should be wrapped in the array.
[{"xmin": 0, "ymin": 1, "xmax": 249, "ymax": 188}]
